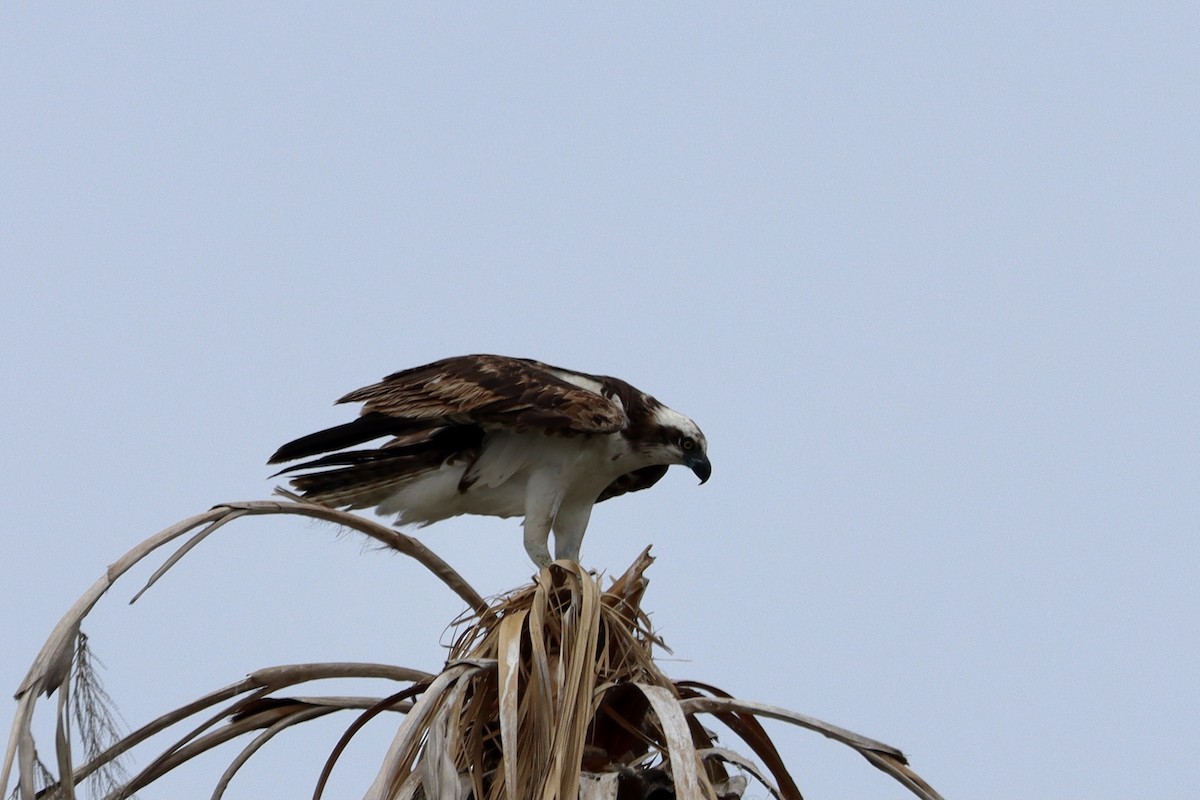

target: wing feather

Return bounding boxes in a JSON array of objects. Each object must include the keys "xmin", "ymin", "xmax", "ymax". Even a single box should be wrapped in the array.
[
  {"xmin": 337, "ymin": 354, "xmax": 628, "ymax": 434},
  {"xmin": 267, "ymin": 411, "xmax": 430, "ymax": 464},
  {"xmin": 597, "ymin": 465, "xmax": 669, "ymax": 502}
]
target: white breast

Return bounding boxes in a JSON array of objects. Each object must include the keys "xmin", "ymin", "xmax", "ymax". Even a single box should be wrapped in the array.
[{"xmin": 372, "ymin": 430, "xmax": 639, "ymax": 527}]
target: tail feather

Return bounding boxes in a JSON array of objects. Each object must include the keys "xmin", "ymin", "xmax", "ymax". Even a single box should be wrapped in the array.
[
  {"xmin": 287, "ymin": 458, "xmax": 429, "ymax": 509},
  {"xmin": 274, "ymin": 425, "xmax": 485, "ymax": 509}
]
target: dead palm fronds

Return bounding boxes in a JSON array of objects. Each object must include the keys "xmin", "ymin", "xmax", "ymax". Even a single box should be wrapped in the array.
[{"xmin": 3, "ymin": 497, "xmax": 943, "ymax": 800}]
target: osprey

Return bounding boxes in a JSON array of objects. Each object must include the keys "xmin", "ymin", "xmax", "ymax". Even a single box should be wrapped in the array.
[{"xmin": 269, "ymin": 354, "xmax": 711, "ymax": 567}]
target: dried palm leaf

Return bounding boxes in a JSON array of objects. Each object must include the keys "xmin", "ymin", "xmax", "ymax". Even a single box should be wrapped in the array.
[{"xmin": 3, "ymin": 500, "xmax": 944, "ymax": 800}]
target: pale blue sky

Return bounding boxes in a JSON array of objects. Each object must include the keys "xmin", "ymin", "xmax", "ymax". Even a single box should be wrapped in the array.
[{"xmin": 3, "ymin": 4, "xmax": 1197, "ymax": 798}]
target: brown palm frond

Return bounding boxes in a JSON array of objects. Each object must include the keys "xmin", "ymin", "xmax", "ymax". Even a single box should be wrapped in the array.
[{"xmin": 3, "ymin": 500, "xmax": 944, "ymax": 800}]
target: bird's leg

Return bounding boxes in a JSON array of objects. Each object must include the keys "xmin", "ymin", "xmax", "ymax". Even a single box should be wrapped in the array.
[
  {"xmin": 523, "ymin": 471, "xmax": 563, "ymax": 568},
  {"xmin": 523, "ymin": 516, "xmax": 553, "ymax": 569},
  {"xmin": 551, "ymin": 501, "xmax": 594, "ymax": 562}
]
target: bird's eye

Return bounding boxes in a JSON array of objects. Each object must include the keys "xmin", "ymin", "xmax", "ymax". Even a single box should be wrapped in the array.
[{"xmin": 681, "ymin": 437, "xmax": 695, "ymax": 451}]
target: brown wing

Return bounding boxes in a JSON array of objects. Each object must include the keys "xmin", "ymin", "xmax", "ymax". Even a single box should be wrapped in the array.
[
  {"xmin": 597, "ymin": 465, "xmax": 669, "ymax": 503},
  {"xmin": 337, "ymin": 354, "xmax": 628, "ymax": 435}
]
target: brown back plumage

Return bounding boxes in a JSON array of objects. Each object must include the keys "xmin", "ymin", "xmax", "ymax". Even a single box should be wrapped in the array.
[{"xmin": 338, "ymin": 355, "xmax": 631, "ymax": 435}]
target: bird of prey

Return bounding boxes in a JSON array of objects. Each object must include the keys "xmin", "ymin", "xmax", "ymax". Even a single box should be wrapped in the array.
[{"xmin": 269, "ymin": 354, "xmax": 711, "ymax": 567}]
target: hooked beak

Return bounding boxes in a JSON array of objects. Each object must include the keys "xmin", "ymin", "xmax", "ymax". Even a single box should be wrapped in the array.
[{"xmin": 685, "ymin": 451, "xmax": 712, "ymax": 485}]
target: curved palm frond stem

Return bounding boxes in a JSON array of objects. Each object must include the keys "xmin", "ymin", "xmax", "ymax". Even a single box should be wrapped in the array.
[{"xmin": 2, "ymin": 498, "xmax": 474, "ymax": 800}]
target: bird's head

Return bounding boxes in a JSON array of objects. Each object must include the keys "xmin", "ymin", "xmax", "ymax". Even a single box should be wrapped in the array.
[{"xmin": 647, "ymin": 405, "xmax": 711, "ymax": 484}]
